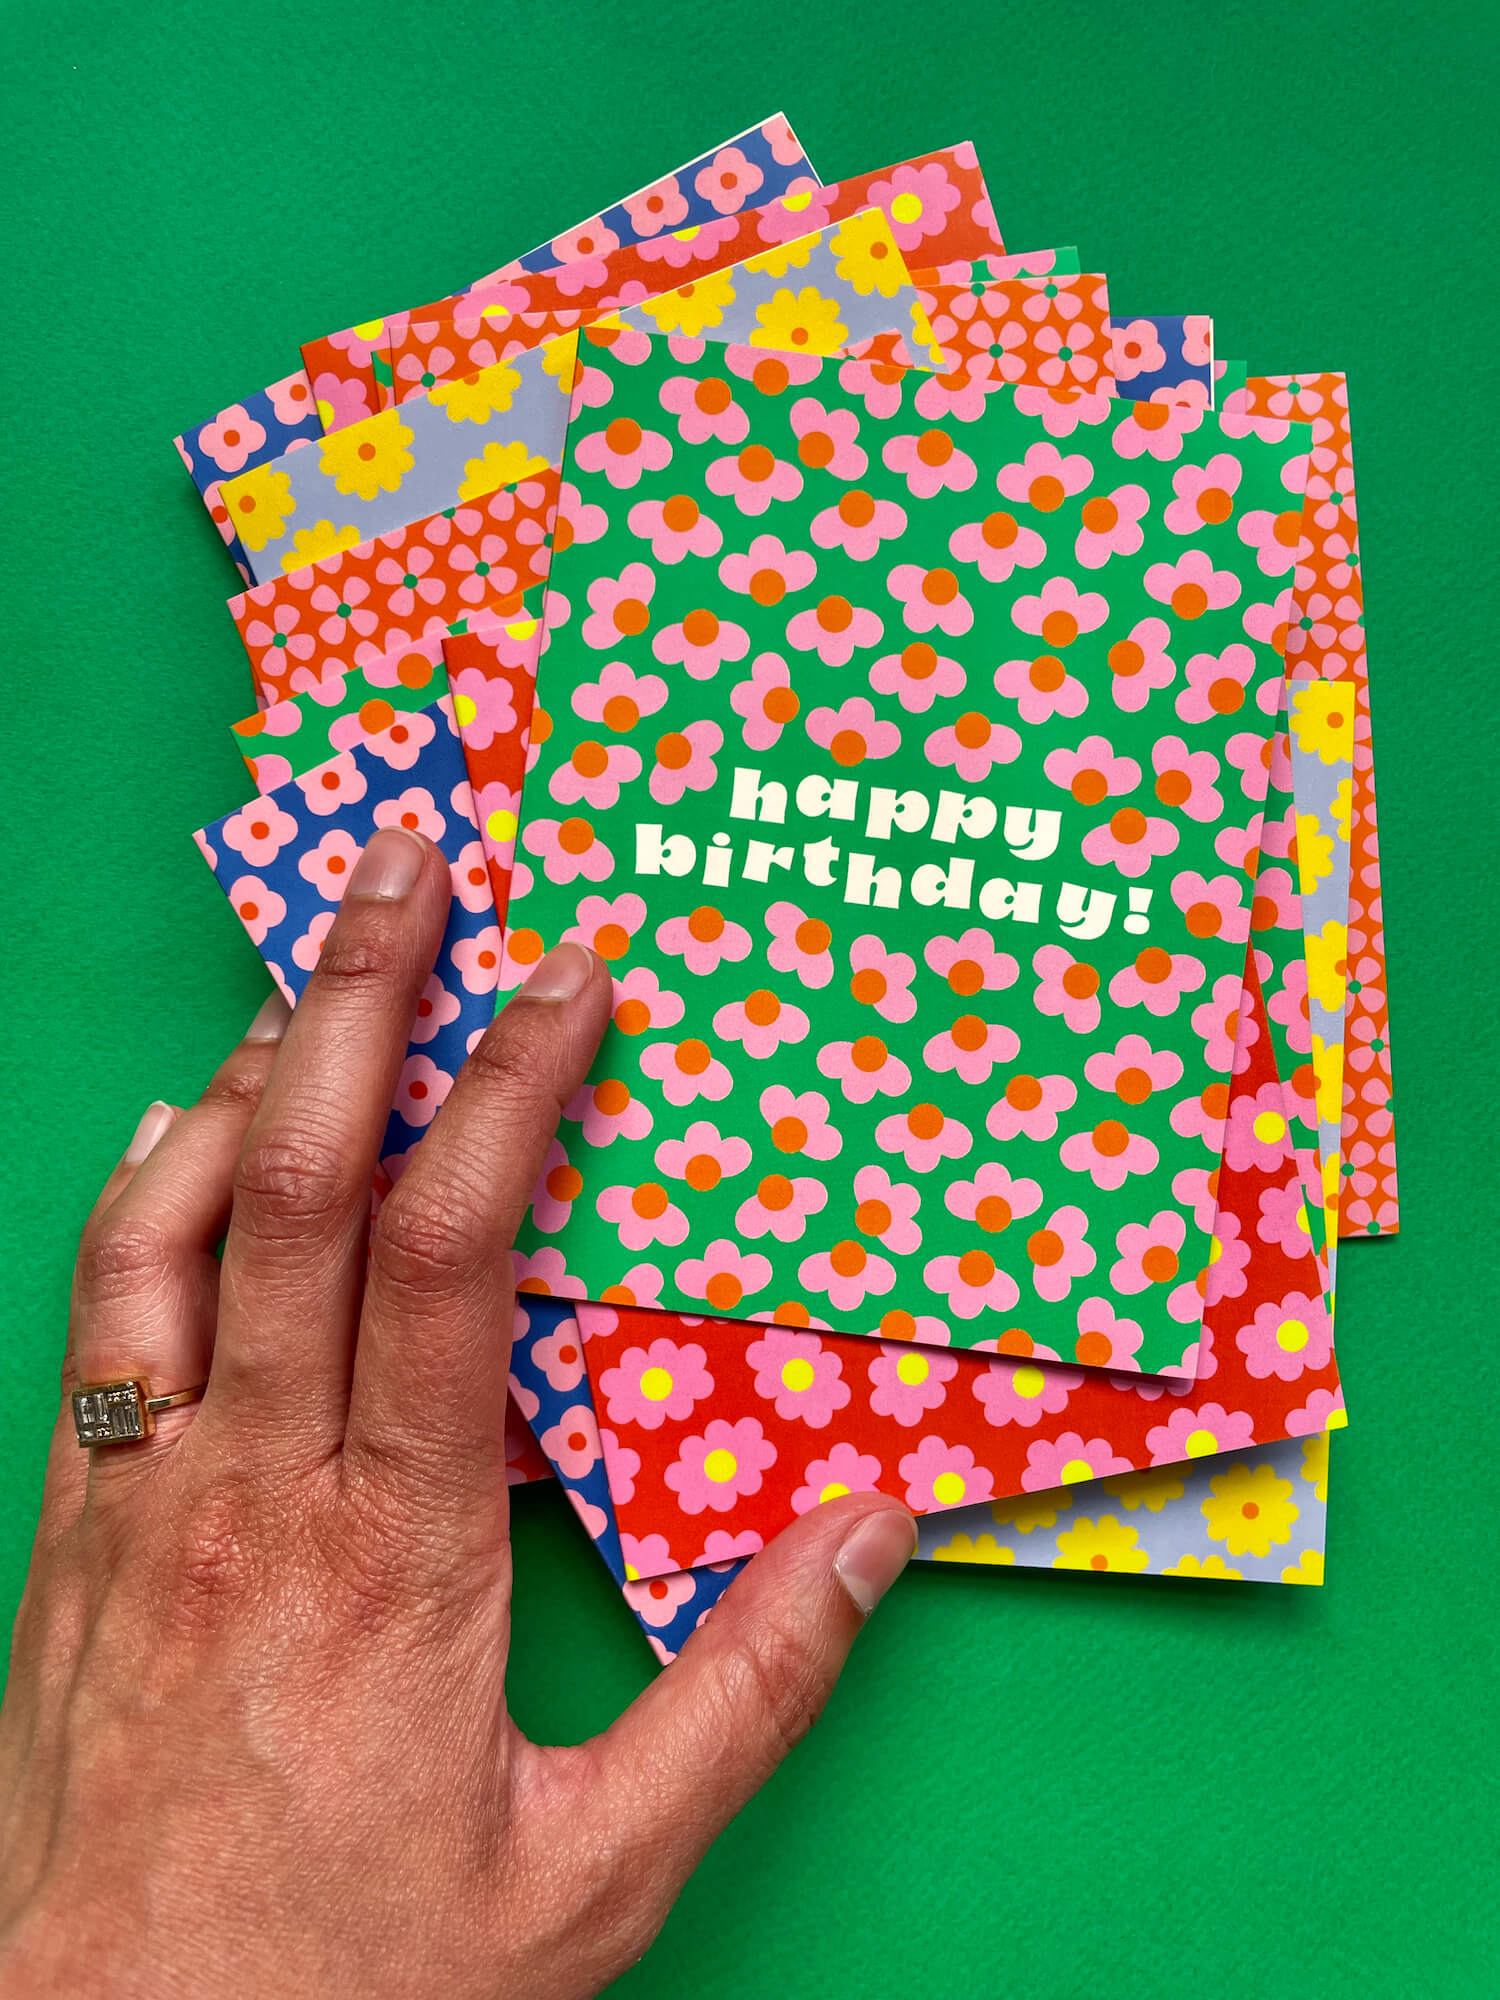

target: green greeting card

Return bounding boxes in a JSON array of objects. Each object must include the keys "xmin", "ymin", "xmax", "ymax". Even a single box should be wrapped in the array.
[{"xmin": 505, "ymin": 336, "xmax": 1306, "ymax": 1374}]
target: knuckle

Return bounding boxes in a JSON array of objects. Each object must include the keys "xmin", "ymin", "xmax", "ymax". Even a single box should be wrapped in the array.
[
  {"xmin": 76, "ymin": 1213, "xmax": 176, "ymax": 1305},
  {"xmin": 232, "ymin": 1129, "xmax": 352, "ymax": 1242},
  {"xmin": 198, "ymin": 1062, "xmax": 269, "ymax": 1120},
  {"xmin": 371, "ymin": 1181, "xmax": 487, "ymax": 1297},
  {"xmin": 464, "ymin": 1015, "xmax": 564, "ymax": 1118},
  {"xmin": 311, "ymin": 923, "xmax": 405, "ymax": 994},
  {"xmin": 719, "ymin": 1611, "xmax": 828, "ymax": 1763}
]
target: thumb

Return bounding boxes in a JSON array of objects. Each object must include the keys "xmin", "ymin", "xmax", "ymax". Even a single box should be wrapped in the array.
[{"xmin": 581, "ymin": 1494, "xmax": 915, "ymax": 1890}]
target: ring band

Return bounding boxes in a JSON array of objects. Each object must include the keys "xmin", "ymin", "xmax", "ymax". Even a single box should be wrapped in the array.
[{"xmin": 72, "ymin": 1378, "xmax": 207, "ymax": 1447}]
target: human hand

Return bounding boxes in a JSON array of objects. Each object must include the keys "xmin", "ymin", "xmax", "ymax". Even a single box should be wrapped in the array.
[{"xmin": 0, "ymin": 827, "xmax": 916, "ymax": 2000}]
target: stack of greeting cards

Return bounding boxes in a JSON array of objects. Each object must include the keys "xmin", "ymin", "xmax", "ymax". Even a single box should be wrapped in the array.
[{"xmin": 178, "ymin": 116, "xmax": 1392, "ymax": 1660}]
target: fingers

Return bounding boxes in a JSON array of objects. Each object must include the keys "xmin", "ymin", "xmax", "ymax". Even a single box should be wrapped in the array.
[
  {"xmin": 207, "ymin": 829, "xmax": 451, "ymax": 1459},
  {"xmin": 341, "ymin": 943, "xmax": 610, "ymax": 1524},
  {"xmin": 573, "ymin": 1495, "xmax": 916, "ymax": 1921}
]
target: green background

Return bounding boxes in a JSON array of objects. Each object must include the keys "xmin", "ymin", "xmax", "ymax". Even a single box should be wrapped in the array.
[{"xmin": 3, "ymin": 3, "xmax": 1494, "ymax": 1993}]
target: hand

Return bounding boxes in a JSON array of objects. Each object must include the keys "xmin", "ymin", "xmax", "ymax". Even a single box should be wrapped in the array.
[{"xmin": 0, "ymin": 827, "xmax": 916, "ymax": 2000}]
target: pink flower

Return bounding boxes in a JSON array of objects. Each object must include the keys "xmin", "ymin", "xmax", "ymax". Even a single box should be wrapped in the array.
[
  {"xmin": 1235, "ymin": 1291, "xmax": 1333, "ymax": 1382},
  {"xmin": 849, "ymin": 1162, "xmax": 922, "ymax": 1255},
  {"xmin": 882, "ymin": 426, "xmax": 977, "ymax": 500},
  {"xmin": 847, "ymin": 934, "xmax": 917, "ymax": 1023},
  {"xmin": 372, "ymin": 785, "xmax": 446, "ymax": 843},
  {"xmin": 221, "ymin": 797, "xmax": 300, "ymax": 868},
  {"xmin": 789, "ymin": 396, "xmax": 866, "ymax": 478},
  {"xmin": 817, "ymin": 1034, "xmax": 911, "ymax": 1105},
  {"xmin": 549, "ymin": 216, "xmax": 621, "ymax": 266},
  {"xmin": 868, "ymin": 1343, "xmax": 957, "ymax": 1424},
  {"xmin": 648, "ymin": 717, "xmax": 721, "ymax": 805},
  {"xmin": 868, "ymin": 156, "xmax": 962, "ymax": 250},
  {"xmin": 1285, "ymin": 1387, "xmax": 1346, "ymax": 1438},
  {"xmin": 730, "ymin": 650, "xmax": 799, "ymax": 749},
  {"xmin": 1175, "ymin": 642, "xmax": 1257, "ymax": 724},
  {"xmin": 1023, "ymin": 1204, "xmax": 1095, "ymax": 1302},
  {"xmin": 289, "ymin": 909, "xmax": 334, "ymax": 973},
  {"xmin": 655, "ymin": 903, "xmax": 752, "ymax": 976},
  {"xmin": 528, "ymin": 1138, "xmax": 581, "ymax": 1233},
  {"xmin": 561, "ymin": 888, "xmax": 646, "ymax": 962},
  {"xmin": 1012, "ymin": 574, "xmax": 1109, "ymax": 646},
  {"xmin": 528, "ymin": 1315, "xmax": 587, "ymax": 1393},
  {"xmin": 539, "ymin": 1404, "xmax": 602, "ymax": 1482},
  {"xmin": 580, "ymin": 561, "xmax": 657, "ymax": 651},
  {"xmin": 1111, "ymin": 397, "xmax": 1205, "ymax": 461},
  {"xmin": 600, "ymin": 1338, "xmax": 714, "ymax": 1429},
  {"xmin": 1223, "ymin": 1079, "xmax": 1296, "ymax": 1174},
  {"xmin": 244, "ymin": 598, "xmax": 315, "ymax": 669},
  {"xmin": 1151, "ymin": 735, "xmax": 1223, "ymax": 820},
  {"xmin": 1146, "ymin": 548, "xmax": 1241, "ymax": 625},
  {"xmin": 596, "ymin": 1180, "xmax": 689, "ymax": 1252},
  {"xmin": 805, "ymin": 695, "xmax": 900, "ymax": 767},
  {"xmin": 571, "ymin": 658, "xmax": 666, "ymax": 733},
  {"xmin": 874, "ymin": 1102, "xmax": 973, "ymax": 1173},
  {"xmin": 900, "ymin": 1436, "xmax": 994, "ymax": 1513},
  {"xmin": 1171, "ymin": 1079, "xmax": 1232, "ymax": 1155},
  {"xmin": 745, "ymin": 1327, "xmax": 850, "ymax": 1426},
  {"xmin": 1257, "ymin": 1182, "xmax": 1314, "ymax": 1259},
  {"xmin": 867, "ymin": 638, "xmax": 964, "ymax": 714},
  {"xmin": 887, "ymin": 561, "xmax": 973, "ymax": 638},
  {"xmin": 565, "ymin": 1074, "xmax": 654, "ymax": 1147},
  {"xmin": 759, "ymin": 1084, "xmax": 842, "ymax": 1161},
  {"xmin": 1164, "ymin": 452, "xmax": 1243, "ymax": 535},
  {"xmin": 1074, "ymin": 483, "xmax": 1150, "ymax": 568},
  {"xmin": 736, "ymin": 1170, "xmax": 828, "ymax": 1242},
  {"xmin": 639, "ymin": 1037, "xmax": 733, "ymax": 1105},
  {"xmin": 972, "ymin": 1353, "xmax": 1080, "ymax": 1427},
  {"xmin": 996, "ymin": 440, "xmax": 1094, "ymax": 514},
  {"xmin": 922, "ymin": 1014, "xmax": 1019, "ymax": 1085},
  {"xmin": 197, "ymin": 404, "xmax": 267, "ymax": 474},
  {"xmin": 1145, "ymin": 1402, "xmax": 1257, "ymax": 1466},
  {"xmin": 706, "ymin": 441, "xmax": 803, "ymax": 517},
  {"xmin": 227, "ymin": 874, "xmax": 285, "ymax": 946},
  {"xmin": 394, "ymin": 1053, "xmax": 452, "ymax": 1128},
  {"xmin": 1109, "ymin": 318, "xmax": 1166, "ymax": 382},
  {"xmin": 786, "ymin": 591, "xmax": 884, "ymax": 666},
  {"xmin": 622, "ymin": 173, "xmax": 688, "ymax": 237},
  {"xmin": 521, "ymin": 815, "xmax": 615, "ymax": 886},
  {"xmin": 1081, "ymin": 802, "xmax": 1180, "ymax": 877},
  {"xmin": 1238, "ymin": 504, "xmax": 1309, "ymax": 577},
  {"xmin": 1021, "ymin": 1431, "xmax": 1135, "ymax": 1491},
  {"xmin": 674, "ymin": 1240, "xmax": 772, "ymax": 1315},
  {"xmin": 1059, "ymin": 1118, "xmax": 1160, "ymax": 1193},
  {"xmin": 694, "ymin": 145, "xmax": 764, "ymax": 216},
  {"xmin": 718, "ymin": 531, "xmax": 817, "ymax": 602},
  {"xmin": 712, "ymin": 988, "xmax": 809, "ymax": 1058},
  {"xmin": 836, "ymin": 355, "xmax": 908, "ymax": 420},
  {"xmin": 1108, "ymin": 945, "xmax": 1207, "ymax": 1015},
  {"xmin": 765, "ymin": 901, "xmax": 834, "ymax": 987},
  {"xmin": 450, "ymin": 928, "xmax": 502, "ymax": 994},
  {"xmin": 925, "ymin": 928, "xmax": 1018, "ymax": 998},
  {"xmin": 792, "ymin": 1441, "xmax": 884, "ymax": 1514},
  {"xmin": 925, "ymin": 707, "xmax": 1023, "ymax": 779},
  {"xmin": 1106, "ymin": 616, "xmax": 1176, "ymax": 713},
  {"xmin": 625, "ymin": 492, "xmax": 724, "ymax": 564},
  {"xmin": 724, "ymin": 342, "xmax": 823, "ymax": 390},
  {"xmin": 924, "ymin": 1242, "xmax": 1021, "ymax": 1320},
  {"xmin": 1031, "ymin": 942, "xmax": 1105, "ymax": 1034},
  {"xmin": 651, "ymin": 606, "xmax": 751, "ymax": 681},
  {"xmin": 812, "ymin": 487, "xmax": 908, "ymax": 563},
  {"xmin": 1071, "ymin": 1296, "xmax": 1144, "ymax": 1369},
  {"xmin": 659, "ymin": 369, "xmax": 750, "ymax": 448},
  {"xmin": 1190, "ymin": 973, "xmax": 1250, "ymax": 1072},
  {"xmin": 1169, "ymin": 868, "xmax": 1250, "ymax": 945},
  {"xmin": 986, "ymin": 1070, "xmax": 1079, "ymax": 1143},
  {"xmin": 1110, "ymin": 1209, "xmax": 1190, "ymax": 1295},
  {"xmin": 297, "ymin": 826, "xmax": 362, "ymax": 900},
  {"xmin": 511, "ymin": 1245, "xmax": 585, "ymax": 1301},
  {"xmin": 547, "ymin": 736, "xmax": 642, "ymax": 809},
  {"xmin": 1085, "ymin": 1031, "xmax": 1184, "ymax": 1106},
  {"xmin": 993, "ymin": 644, "xmax": 1091, "ymax": 725}
]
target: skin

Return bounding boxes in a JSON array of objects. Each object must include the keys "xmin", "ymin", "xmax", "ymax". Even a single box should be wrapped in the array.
[{"xmin": 0, "ymin": 826, "xmax": 917, "ymax": 2000}]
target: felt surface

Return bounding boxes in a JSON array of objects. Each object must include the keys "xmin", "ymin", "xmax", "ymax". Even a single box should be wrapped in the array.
[{"xmin": 2, "ymin": 5, "xmax": 1493, "ymax": 1996}]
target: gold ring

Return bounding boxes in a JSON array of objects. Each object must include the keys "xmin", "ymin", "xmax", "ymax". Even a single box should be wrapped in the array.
[{"xmin": 72, "ymin": 1378, "xmax": 207, "ymax": 1447}]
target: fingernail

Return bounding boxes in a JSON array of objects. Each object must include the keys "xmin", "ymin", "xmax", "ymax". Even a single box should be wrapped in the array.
[
  {"xmin": 519, "ymin": 941, "xmax": 594, "ymax": 1003},
  {"xmin": 244, "ymin": 991, "xmax": 291, "ymax": 1042},
  {"xmin": 834, "ymin": 1510, "xmax": 917, "ymax": 1618},
  {"xmin": 125, "ymin": 1101, "xmax": 176, "ymax": 1165},
  {"xmin": 347, "ymin": 827, "xmax": 427, "ymax": 900}
]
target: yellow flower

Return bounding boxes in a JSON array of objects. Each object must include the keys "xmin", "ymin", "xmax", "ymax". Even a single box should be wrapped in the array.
[
  {"xmin": 904, "ymin": 301, "xmax": 949, "ymax": 373},
  {"xmin": 1100, "ymin": 1466, "xmax": 1187, "ymax": 1514},
  {"xmin": 1295, "ymin": 810, "xmax": 1335, "ymax": 894},
  {"xmin": 636, "ymin": 269, "xmax": 738, "ymax": 339},
  {"xmin": 930, "ymin": 1532, "xmax": 1014, "ymax": 1566},
  {"xmin": 1201, "ymin": 1462, "xmax": 1299, "ymax": 1557},
  {"xmin": 989, "ymin": 1492, "xmax": 1071, "ymax": 1535},
  {"xmin": 1301, "ymin": 1430, "xmax": 1331, "ymax": 1502},
  {"xmin": 1052, "ymin": 1514, "xmax": 1148, "ymax": 1572},
  {"xmin": 1289, "ymin": 681, "xmax": 1355, "ymax": 767},
  {"xmin": 1310, "ymin": 1032, "xmax": 1344, "ymax": 1127},
  {"xmin": 1163, "ymin": 1552, "xmax": 1243, "ymax": 1580},
  {"xmin": 458, "ymin": 438, "xmax": 550, "ymax": 500},
  {"xmin": 1305, "ymin": 919, "xmax": 1348, "ymax": 1013},
  {"xmin": 830, "ymin": 207, "xmax": 908, "ymax": 299},
  {"xmin": 280, "ymin": 518, "xmax": 362, "ymax": 573},
  {"xmin": 1281, "ymin": 1549, "xmax": 1325, "ymax": 1585},
  {"xmin": 429, "ymin": 360, "xmax": 523, "ymax": 424},
  {"xmin": 751, "ymin": 285, "xmax": 848, "ymax": 355},
  {"xmin": 744, "ymin": 230, "xmax": 818, "ymax": 278},
  {"xmin": 541, "ymin": 332, "xmax": 580, "ymax": 392},
  {"xmin": 317, "ymin": 409, "xmax": 414, "ymax": 501},
  {"xmin": 1330, "ymin": 776, "xmax": 1353, "ymax": 841},
  {"xmin": 219, "ymin": 463, "xmax": 296, "ymax": 552}
]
